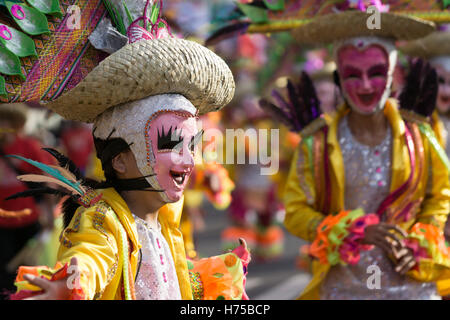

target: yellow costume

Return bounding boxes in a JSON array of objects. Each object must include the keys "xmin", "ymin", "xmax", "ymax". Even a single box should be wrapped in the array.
[
  {"xmin": 15, "ymin": 188, "xmax": 192, "ymax": 300},
  {"xmin": 284, "ymin": 100, "xmax": 450, "ymax": 299}
]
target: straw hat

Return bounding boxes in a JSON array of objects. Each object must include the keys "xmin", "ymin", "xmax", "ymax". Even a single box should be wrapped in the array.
[
  {"xmin": 44, "ymin": 37, "xmax": 235, "ymax": 123},
  {"xmin": 399, "ymin": 31, "xmax": 450, "ymax": 58},
  {"xmin": 292, "ymin": 10, "xmax": 435, "ymax": 45}
]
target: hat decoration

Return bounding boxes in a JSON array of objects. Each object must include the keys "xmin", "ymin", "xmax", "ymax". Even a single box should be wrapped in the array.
[
  {"xmin": 43, "ymin": 0, "xmax": 235, "ymax": 122},
  {"xmin": 206, "ymin": 0, "xmax": 449, "ymax": 46},
  {"xmin": 0, "ymin": 0, "xmax": 106, "ymax": 102},
  {"xmin": 398, "ymin": 25, "xmax": 450, "ymax": 60}
]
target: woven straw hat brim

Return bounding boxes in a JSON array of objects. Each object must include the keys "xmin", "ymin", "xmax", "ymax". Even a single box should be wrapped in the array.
[
  {"xmin": 0, "ymin": 103, "xmax": 28, "ymax": 125},
  {"xmin": 44, "ymin": 38, "xmax": 235, "ymax": 123},
  {"xmin": 399, "ymin": 32, "xmax": 450, "ymax": 58},
  {"xmin": 292, "ymin": 11, "xmax": 435, "ymax": 45}
]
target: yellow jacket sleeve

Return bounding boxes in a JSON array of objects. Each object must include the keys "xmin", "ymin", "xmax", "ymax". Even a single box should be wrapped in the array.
[
  {"xmin": 57, "ymin": 203, "xmax": 120, "ymax": 300},
  {"xmin": 406, "ymin": 134, "xmax": 450, "ymax": 282},
  {"xmin": 416, "ymin": 135, "xmax": 450, "ymax": 229},
  {"xmin": 283, "ymin": 142, "xmax": 325, "ymax": 242}
]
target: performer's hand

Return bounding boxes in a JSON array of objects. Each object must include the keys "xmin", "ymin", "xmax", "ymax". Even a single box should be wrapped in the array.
[
  {"xmin": 361, "ymin": 223, "xmax": 408, "ymax": 257},
  {"xmin": 22, "ymin": 257, "xmax": 78, "ymax": 300},
  {"xmin": 392, "ymin": 245, "xmax": 416, "ymax": 275}
]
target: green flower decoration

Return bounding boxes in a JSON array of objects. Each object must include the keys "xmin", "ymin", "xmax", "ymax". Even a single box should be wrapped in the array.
[
  {"xmin": 0, "ymin": 24, "xmax": 37, "ymax": 57},
  {"xmin": 6, "ymin": 1, "xmax": 50, "ymax": 36},
  {"xmin": 27, "ymin": 0, "xmax": 62, "ymax": 18},
  {"xmin": 0, "ymin": 45, "xmax": 25, "ymax": 80}
]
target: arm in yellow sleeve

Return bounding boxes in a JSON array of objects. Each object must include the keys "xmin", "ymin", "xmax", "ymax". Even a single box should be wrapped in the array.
[
  {"xmin": 416, "ymin": 136, "xmax": 450, "ymax": 228},
  {"xmin": 406, "ymin": 137, "xmax": 450, "ymax": 282},
  {"xmin": 283, "ymin": 142, "xmax": 325, "ymax": 242},
  {"xmin": 57, "ymin": 202, "xmax": 120, "ymax": 300}
]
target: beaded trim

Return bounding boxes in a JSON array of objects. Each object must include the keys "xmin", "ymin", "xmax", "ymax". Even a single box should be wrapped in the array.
[
  {"xmin": 300, "ymin": 117, "xmax": 327, "ymax": 138},
  {"xmin": 399, "ymin": 109, "xmax": 431, "ymax": 125},
  {"xmin": 59, "ymin": 210, "xmax": 82, "ymax": 249},
  {"xmin": 77, "ymin": 188, "xmax": 103, "ymax": 208},
  {"xmin": 92, "ymin": 203, "xmax": 110, "ymax": 241},
  {"xmin": 106, "ymin": 253, "xmax": 119, "ymax": 285},
  {"xmin": 189, "ymin": 271, "xmax": 204, "ymax": 300},
  {"xmin": 307, "ymin": 217, "xmax": 323, "ymax": 242},
  {"xmin": 296, "ymin": 142, "xmax": 315, "ymax": 206}
]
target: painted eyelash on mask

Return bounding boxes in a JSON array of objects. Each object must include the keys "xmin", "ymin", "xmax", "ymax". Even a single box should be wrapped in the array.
[
  {"xmin": 189, "ymin": 129, "xmax": 204, "ymax": 152},
  {"xmin": 157, "ymin": 125, "xmax": 184, "ymax": 151}
]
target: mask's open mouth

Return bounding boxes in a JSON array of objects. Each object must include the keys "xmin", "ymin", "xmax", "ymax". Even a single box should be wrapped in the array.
[
  {"xmin": 357, "ymin": 93, "xmax": 377, "ymax": 106},
  {"xmin": 170, "ymin": 170, "xmax": 188, "ymax": 186},
  {"xmin": 440, "ymin": 95, "xmax": 450, "ymax": 105}
]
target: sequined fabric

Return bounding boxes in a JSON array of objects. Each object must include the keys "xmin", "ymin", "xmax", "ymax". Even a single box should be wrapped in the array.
[
  {"xmin": 319, "ymin": 115, "xmax": 440, "ymax": 300},
  {"xmin": 338, "ymin": 116, "xmax": 392, "ymax": 214},
  {"xmin": 321, "ymin": 247, "xmax": 440, "ymax": 300},
  {"xmin": 133, "ymin": 214, "xmax": 182, "ymax": 300}
]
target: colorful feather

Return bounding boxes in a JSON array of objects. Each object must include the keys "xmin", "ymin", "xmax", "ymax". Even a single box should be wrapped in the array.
[
  {"xmin": 259, "ymin": 71, "xmax": 323, "ymax": 132},
  {"xmin": 42, "ymin": 148, "xmax": 82, "ymax": 180},
  {"xmin": 399, "ymin": 58, "xmax": 438, "ymax": 117},
  {"xmin": 6, "ymin": 154, "xmax": 84, "ymax": 194},
  {"xmin": 259, "ymin": 98, "xmax": 294, "ymax": 129},
  {"xmin": 50, "ymin": 165, "xmax": 79, "ymax": 185},
  {"xmin": 16, "ymin": 174, "xmax": 83, "ymax": 196},
  {"xmin": 5, "ymin": 187, "xmax": 69, "ymax": 201}
]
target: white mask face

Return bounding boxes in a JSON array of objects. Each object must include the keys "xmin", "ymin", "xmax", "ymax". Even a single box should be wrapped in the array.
[{"xmin": 93, "ymin": 94, "xmax": 197, "ymax": 202}]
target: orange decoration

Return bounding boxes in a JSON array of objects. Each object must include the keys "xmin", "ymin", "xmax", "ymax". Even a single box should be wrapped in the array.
[{"xmin": 224, "ymin": 254, "xmax": 238, "ymax": 267}]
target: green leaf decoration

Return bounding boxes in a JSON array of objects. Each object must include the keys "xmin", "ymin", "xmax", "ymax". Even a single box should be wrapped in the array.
[
  {"xmin": 150, "ymin": 2, "xmax": 160, "ymax": 24},
  {"xmin": 444, "ymin": 0, "xmax": 450, "ymax": 8},
  {"xmin": 122, "ymin": 1, "xmax": 134, "ymax": 26},
  {"xmin": 26, "ymin": 0, "xmax": 63, "ymax": 18},
  {"xmin": 112, "ymin": 3, "xmax": 126, "ymax": 34},
  {"xmin": 216, "ymin": 295, "xmax": 225, "ymax": 300},
  {"xmin": 0, "ymin": 24, "xmax": 37, "ymax": 57},
  {"xmin": 186, "ymin": 260, "xmax": 194, "ymax": 270},
  {"xmin": 0, "ymin": 45, "xmax": 25, "ymax": 80},
  {"xmin": 212, "ymin": 273, "xmax": 224, "ymax": 278},
  {"xmin": 102, "ymin": 0, "xmax": 126, "ymax": 35},
  {"xmin": 236, "ymin": 2, "xmax": 268, "ymax": 24},
  {"xmin": 0, "ymin": 0, "xmax": 21, "ymax": 7},
  {"xmin": 263, "ymin": 0, "xmax": 285, "ymax": 11},
  {"xmin": 0, "ymin": 75, "xmax": 7, "ymax": 98},
  {"xmin": 6, "ymin": 2, "xmax": 50, "ymax": 36}
]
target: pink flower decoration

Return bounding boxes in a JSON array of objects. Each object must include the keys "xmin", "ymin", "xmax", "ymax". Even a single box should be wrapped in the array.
[
  {"xmin": 11, "ymin": 5, "xmax": 26, "ymax": 20},
  {"xmin": 403, "ymin": 239, "xmax": 430, "ymax": 260},
  {"xmin": 0, "ymin": 25, "xmax": 12, "ymax": 41},
  {"xmin": 339, "ymin": 213, "xmax": 379, "ymax": 265}
]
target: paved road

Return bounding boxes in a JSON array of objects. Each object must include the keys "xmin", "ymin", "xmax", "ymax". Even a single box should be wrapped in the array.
[{"xmin": 194, "ymin": 203, "xmax": 312, "ymax": 300}]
